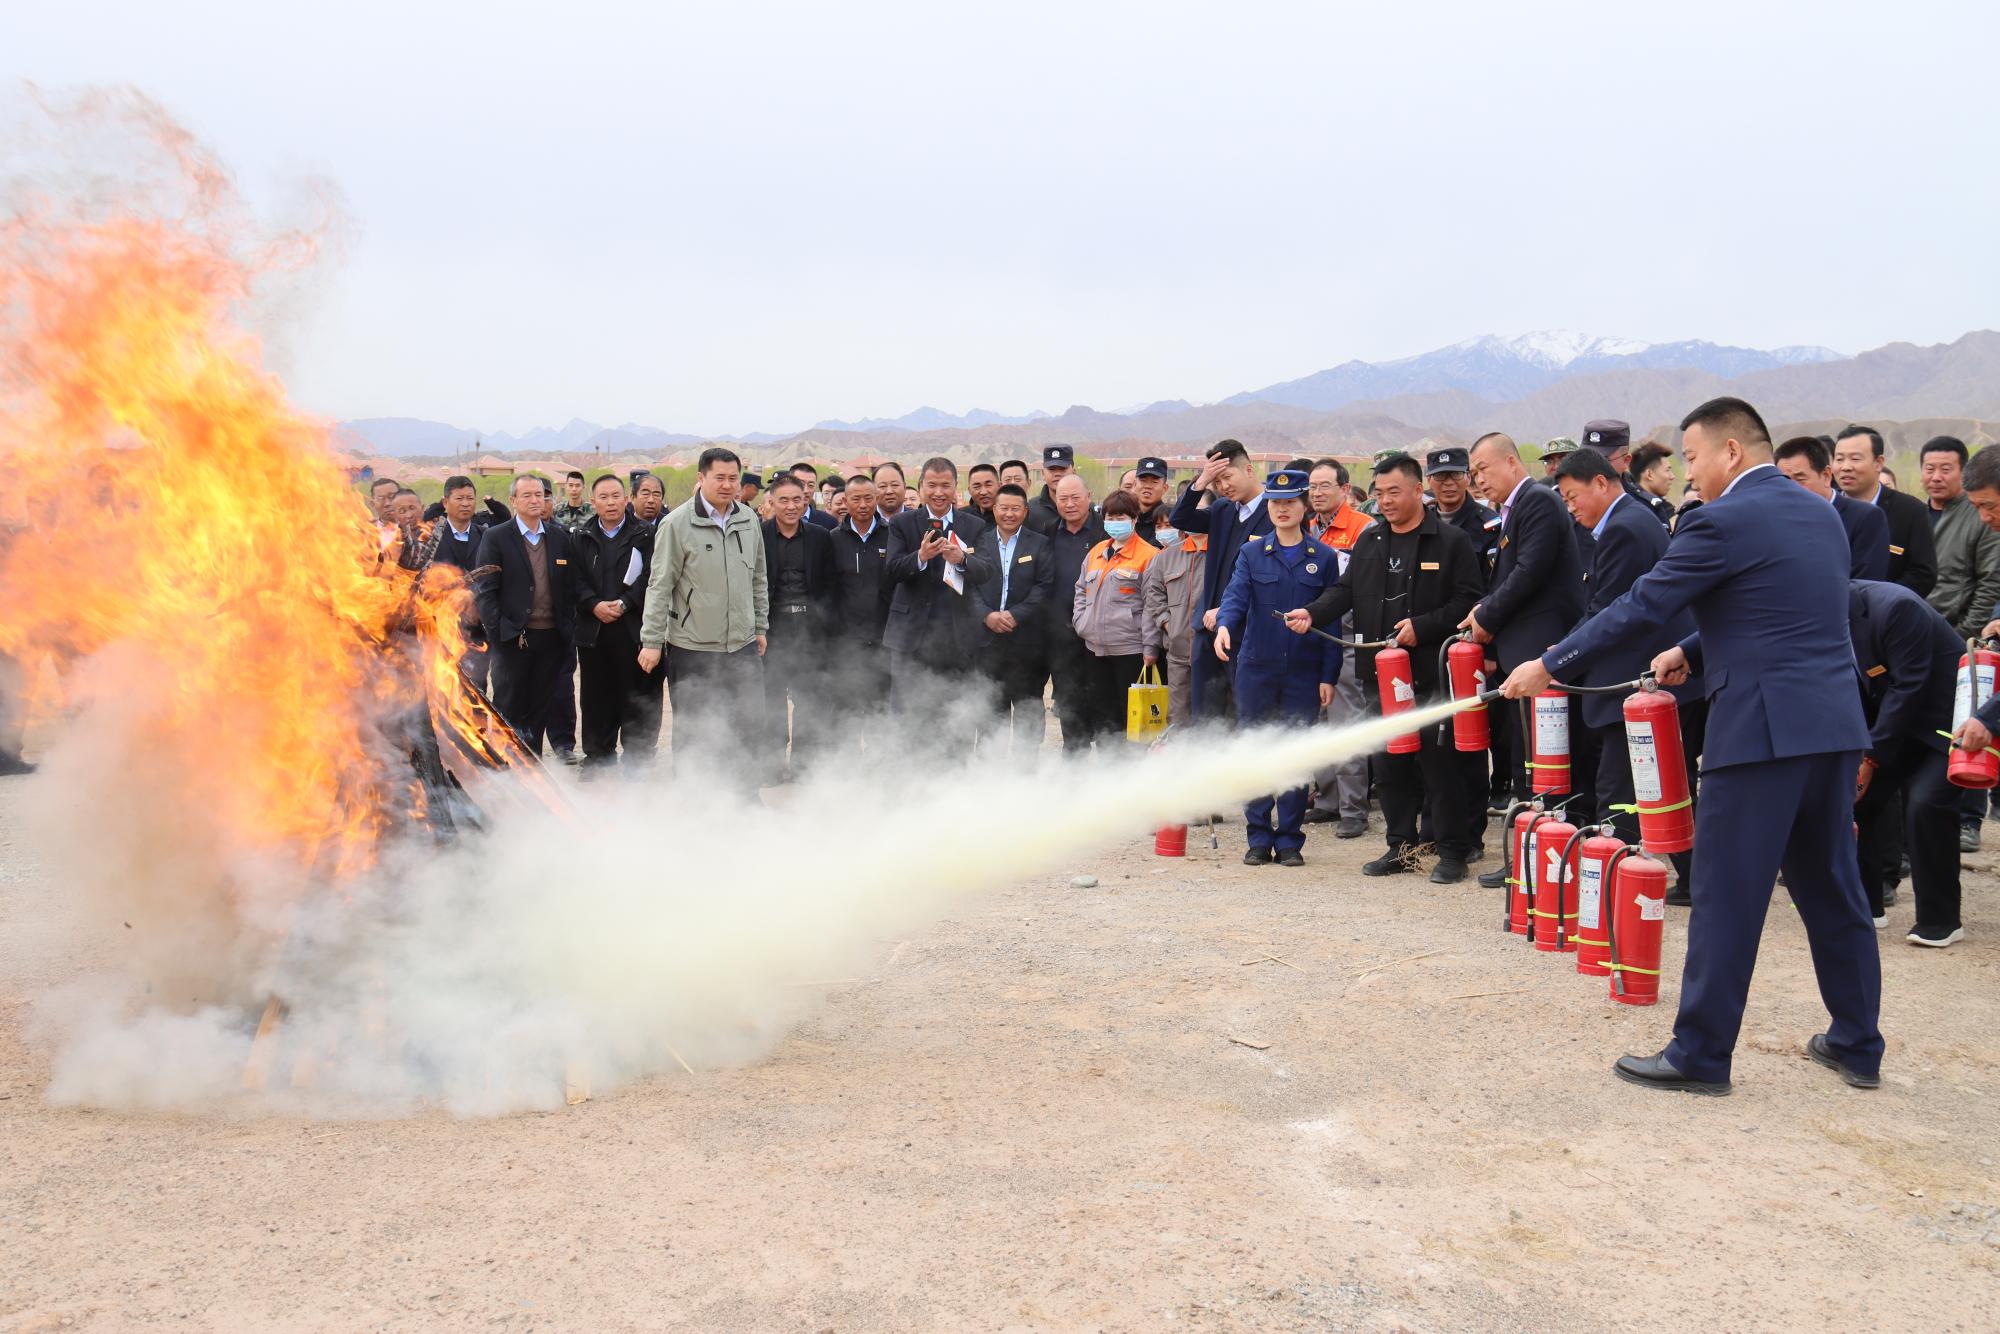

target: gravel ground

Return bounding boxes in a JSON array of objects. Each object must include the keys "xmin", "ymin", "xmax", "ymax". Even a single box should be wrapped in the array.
[{"xmin": 3, "ymin": 773, "xmax": 1999, "ymax": 1332}]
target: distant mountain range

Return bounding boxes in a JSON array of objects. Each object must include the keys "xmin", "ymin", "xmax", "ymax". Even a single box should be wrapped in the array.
[
  {"xmin": 334, "ymin": 329, "xmax": 1997, "ymax": 463},
  {"xmin": 1222, "ymin": 332, "xmax": 1845, "ymax": 412}
]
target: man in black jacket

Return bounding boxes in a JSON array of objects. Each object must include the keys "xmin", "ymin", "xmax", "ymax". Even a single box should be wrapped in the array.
[
  {"xmin": 1024, "ymin": 444, "xmax": 1077, "ymax": 536},
  {"xmin": 969, "ymin": 483, "xmax": 1056, "ymax": 752},
  {"xmin": 1850, "ymin": 579, "xmax": 1965, "ymax": 946},
  {"xmin": 829, "ymin": 473, "xmax": 893, "ymax": 713},
  {"xmin": 1463, "ymin": 432, "xmax": 1586, "ymax": 800},
  {"xmin": 1836, "ymin": 425, "xmax": 1937, "ymax": 596},
  {"xmin": 1292, "ymin": 455, "xmax": 1485, "ymax": 882},
  {"xmin": 474, "ymin": 474, "xmax": 578, "ymax": 757},
  {"xmin": 1043, "ymin": 474, "xmax": 1110, "ymax": 750},
  {"xmin": 762, "ymin": 473, "xmax": 838, "ymax": 781},
  {"xmin": 882, "ymin": 458, "xmax": 993, "ymax": 726},
  {"xmin": 571, "ymin": 473, "xmax": 662, "ymax": 772},
  {"xmin": 429, "ymin": 474, "xmax": 494, "ymax": 689}
]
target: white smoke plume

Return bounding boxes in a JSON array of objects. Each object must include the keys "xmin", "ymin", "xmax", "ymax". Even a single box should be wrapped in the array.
[{"xmin": 28, "ymin": 698, "xmax": 1466, "ymax": 1118}]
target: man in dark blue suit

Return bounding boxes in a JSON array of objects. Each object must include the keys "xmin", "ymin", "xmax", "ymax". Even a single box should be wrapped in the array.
[
  {"xmin": 1549, "ymin": 448, "xmax": 1699, "ymax": 891},
  {"xmin": 1849, "ymin": 580, "xmax": 1965, "ymax": 946},
  {"xmin": 1167, "ymin": 438, "xmax": 1274, "ymax": 720},
  {"xmin": 1775, "ymin": 436, "xmax": 1890, "ymax": 579},
  {"xmin": 1502, "ymin": 398, "xmax": 1882, "ymax": 1096},
  {"xmin": 1463, "ymin": 432, "xmax": 1586, "ymax": 802}
]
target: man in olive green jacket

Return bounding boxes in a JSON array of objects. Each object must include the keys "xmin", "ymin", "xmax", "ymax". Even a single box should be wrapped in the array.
[{"xmin": 639, "ymin": 448, "xmax": 768, "ymax": 781}]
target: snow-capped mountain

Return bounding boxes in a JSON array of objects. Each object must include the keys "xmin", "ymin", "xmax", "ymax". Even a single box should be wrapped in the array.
[{"xmin": 1224, "ymin": 332, "xmax": 1848, "ymax": 413}]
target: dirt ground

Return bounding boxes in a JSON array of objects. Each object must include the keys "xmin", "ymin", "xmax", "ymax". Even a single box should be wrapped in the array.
[{"xmin": 3, "ymin": 773, "xmax": 1999, "ymax": 1333}]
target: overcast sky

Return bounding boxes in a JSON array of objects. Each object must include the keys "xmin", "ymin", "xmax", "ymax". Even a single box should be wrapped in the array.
[{"xmin": 8, "ymin": 0, "xmax": 1996, "ymax": 436}]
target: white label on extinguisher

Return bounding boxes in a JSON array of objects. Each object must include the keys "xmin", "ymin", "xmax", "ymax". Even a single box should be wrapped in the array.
[
  {"xmin": 1626, "ymin": 721, "xmax": 1663, "ymax": 802},
  {"xmin": 1637, "ymin": 894, "xmax": 1665, "ymax": 921},
  {"xmin": 1393, "ymin": 678, "xmax": 1416, "ymax": 703},
  {"xmin": 1543, "ymin": 847, "xmax": 1569, "ymax": 886},
  {"xmin": 1578, "ymin": 857, "xmax": 1604, "ymax": 928},
  {"xmin": 1521, "ymin": 832, "xmax": 1536, "ymax": 894},
  {"xmin": 1953, "ymin": 660, "xmax": 1995, "ymax": 728},
  {"xmin": 1534, "ymin": 696, "xmax": 1569, "ymax": 757}
]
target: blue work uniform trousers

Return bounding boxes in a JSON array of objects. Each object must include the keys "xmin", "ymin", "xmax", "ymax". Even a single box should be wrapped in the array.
[{"xmin": 1236, "ymin": 664, "xmax": 1321, "ymax": 852}]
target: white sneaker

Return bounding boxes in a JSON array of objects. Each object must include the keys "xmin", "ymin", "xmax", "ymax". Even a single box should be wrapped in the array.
[
  {"xmin": 1873, "ymin": 914, "xmax": 1888, "ymax": 929},
  {"xmin": 1906, "ymin": 925, "xmax": 1964, "ymax": 948}
]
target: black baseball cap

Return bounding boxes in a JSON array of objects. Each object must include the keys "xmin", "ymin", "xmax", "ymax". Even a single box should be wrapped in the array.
[
  {"xmin": 1043, "ymin": 444, "xmax": 1075, "ymax": 467},
  {"xmin": 1135, "ymin": 456, "xmax": 1169, "ymax": 478}
]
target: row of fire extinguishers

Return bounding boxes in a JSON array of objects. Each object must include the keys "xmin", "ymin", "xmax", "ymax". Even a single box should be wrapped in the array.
[{"xmin": 1368, "ymin": 636, "xmax": 1696, "ymax": 1006}]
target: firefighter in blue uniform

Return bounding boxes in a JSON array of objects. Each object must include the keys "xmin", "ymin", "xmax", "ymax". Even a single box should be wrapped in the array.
[{"xmin": 1213, "ymin": 470, "xmax": 1344, "ymax": 867}]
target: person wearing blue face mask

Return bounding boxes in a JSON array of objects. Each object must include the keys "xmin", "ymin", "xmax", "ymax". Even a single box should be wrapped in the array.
[
  {"xmin": 1072, "ymin": 490, "xmax": 1162, "ymax": 748},
  {"xmin": 1213, "ymin": 470, "xmax": 1344, "ymax": 866}
]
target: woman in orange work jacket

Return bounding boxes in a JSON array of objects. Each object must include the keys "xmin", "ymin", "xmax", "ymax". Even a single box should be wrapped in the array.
[{"xmin": 1072, "ymin": 490, "xmax": 1161, "ymax": 746}]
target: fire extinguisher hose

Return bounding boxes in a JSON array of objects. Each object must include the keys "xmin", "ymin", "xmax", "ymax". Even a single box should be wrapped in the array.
[{"xmin": 1269, "ymin": 612, "xmax": 1397, "ymax": 650}]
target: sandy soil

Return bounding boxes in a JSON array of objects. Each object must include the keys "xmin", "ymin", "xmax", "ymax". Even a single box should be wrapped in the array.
[{"xmin": 3, "ymin": 773, "xmax": 1999, "ymax": 1333}]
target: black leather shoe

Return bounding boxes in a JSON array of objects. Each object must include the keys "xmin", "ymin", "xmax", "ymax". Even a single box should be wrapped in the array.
[
  {"xmin": 1613, "ymin": 1050, "xmax": 1731, "ymax": 1096},
  {"xmin": 1806, "ymin": 1034, "xmax": 1880, "ymax": 1089},
  {"xmin": 1276, "ymin": 848, "xmax": 1305, "ymax": 868},
  {"xmin": 1430, "ymin": 857, "xmax": 1468, "ymax": 884},
  {"xmin": 1301, "ymin": 807, "xmax": 1337, "ymax": 824},
  {"xmin": 1362, "ymin": 850, "xmax": 1410, "ymax": 876},
  {"xmin": 0, "ymin": 754, "xmax": 35, "ymax": 777},
  {"xmin": 1665, "ymin": 883, "xmax": 1693, "ymax": 907},
  {"xmin": 1335, "ymin": 816, "xmax": 1368, "ymax": 838},
  {"xmin": 1476, "ymin": 867, "xmax": 1507, "ymax": 889},
  {"xmin": 1243, "ymin": 846, "xmax": 1273, "ymax": 866}
]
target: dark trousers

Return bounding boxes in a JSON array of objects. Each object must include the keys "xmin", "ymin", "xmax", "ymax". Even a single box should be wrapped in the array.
[
  {"xmin": 458, "ymin": 644, "xmax": 490, "ymax": 697},
  {"xmin": 1490, "ymin": 698, "xmax": 1522, "ymax": 798},
  {"xmin": 1381, "ymin": 728, "xmax": 1474, "ymax": 858},
  {"xmin": 489, "ymin": 628, "xmax": 570, "ymax": 756},
  {"xmin": 1192, "ymin": 628, "xmax": 1238, "ymax": 722},
  {"xmin": 1239, "ymin": 667, "xmax": 1319, "ymax": 852},
  {"xmin": 666, "ymin": 643, "xmax": 763, "ymax": 785},
  {"xmin": 1668, "ymin": 750, "xmax": 1882, "ymax": 1083},
  {"xmin": 763, "ymin": 620, "xmax": 823, "ymax": 781},
  {"xmin": 1958, "ymin": 783, "xmax": 1986, "ymax": 834},
  {"xmin": 577, "ymin": 625, "xmax": 663, "ymax": 768},
  {"xmin": 1856, "ymin": 741, "xmax": 1960, "ymax": 928},
  {"xmin": 1048, "ymin": 630, "xmax": 1096, "ymax": 753},
  {"xmin": 1084, "ymin": 652, "xmax": 1146, "ymax": 745},
  {"xmin": 546, "ymin": 642, "xmax": 578, "ymax": 755},
  {"xmin": 983, "ymin": 635, "xmax": 1048, "ymax": 754},
  {"xmin": 889, "ymin": 617, "xmax": 979, "ymax": 751}
]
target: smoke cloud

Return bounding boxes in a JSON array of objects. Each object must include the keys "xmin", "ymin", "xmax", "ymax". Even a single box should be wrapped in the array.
[{"xmin": 28, "ymin": 697, "xmax": 1463, "ymax": 1118}]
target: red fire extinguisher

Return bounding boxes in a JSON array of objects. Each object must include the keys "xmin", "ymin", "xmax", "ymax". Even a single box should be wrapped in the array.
[
  {"xmin": 1623, "ymin": 687, "xmax": 1695, "ymax": 854},
  {"xmin": 1532, "ymin": 816, "xmax": 1580, "ymax": 952},
  {"xmin": 1376, "ymin": 646, "xmax": 1420, "ymax": 754},
  {"xmin": 1528, "ymin": 690, "xmax": 1570, "ymax": 793},
  {"xmin": 1503, "ymin": 804, "xmax": 1538, "ymax": 935},
  {"xmin": 1606, "ymin": 852, "xmax": 1669, "ymax": 1006},
  {"xmin": 1571, "ymin": 831, "xmax": 1629, "ymax": 977},
  {"xmin": 1512, "ymin": 808, "xmax": 1563, "ymax": 938},
  {"xmin": 1949, "ymin": 641, "xmax": 2000, "ymax": 789},
  {"xmin": 1446, "ymin": 637, "xmax": 1489, "ymax": 752}
]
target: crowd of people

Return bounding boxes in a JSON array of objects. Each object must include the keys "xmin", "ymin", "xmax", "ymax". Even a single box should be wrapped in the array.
[{"xmin": 349, "ymin": 413, "xmax": 1995, "ymax": 973}]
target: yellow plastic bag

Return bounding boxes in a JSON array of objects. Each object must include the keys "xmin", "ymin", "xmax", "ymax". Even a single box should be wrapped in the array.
[{"xmin": 1127, "ymin": 663, "xmax": 1169, "ymax": 742}]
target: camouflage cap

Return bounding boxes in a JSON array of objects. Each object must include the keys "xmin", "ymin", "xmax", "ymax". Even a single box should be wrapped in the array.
[
  {"xmin": 1538, "ymin": 436, "xmax": 1580, "ymax": 459},
  {"xmin": 1371, "ymin": 448, "xmax": 1410, "ymax": 467}
]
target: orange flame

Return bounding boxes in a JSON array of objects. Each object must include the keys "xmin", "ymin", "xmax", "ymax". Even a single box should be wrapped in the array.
[{"xmin": 0, "ymin": 122, "xmax": 495, "ymax": 881}]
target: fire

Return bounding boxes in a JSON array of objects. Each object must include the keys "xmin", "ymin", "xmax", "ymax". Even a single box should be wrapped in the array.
[{"xmin": 0, "ymin": 114, "xmax": 529, "ymax": 890}]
